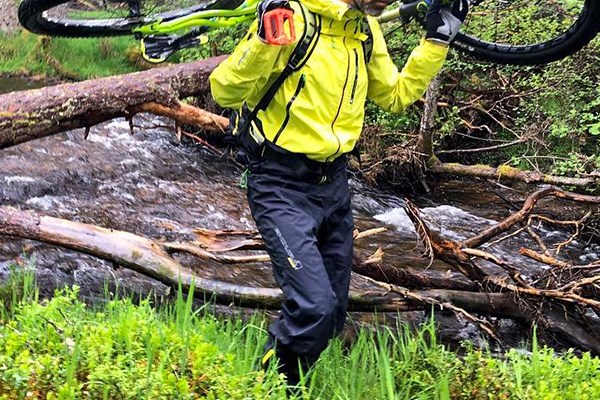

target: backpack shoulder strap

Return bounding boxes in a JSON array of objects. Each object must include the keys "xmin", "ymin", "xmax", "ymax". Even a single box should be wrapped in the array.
[
  {"xmin": 251, "ymin": 1, "xmax": 321, "ymax": 117},
  {"xmin": 361, "ymin": 17, "xmax": 373, "ymax": 65}
]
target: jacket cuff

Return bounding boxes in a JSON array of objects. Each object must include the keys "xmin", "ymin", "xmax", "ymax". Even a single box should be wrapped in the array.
[{"xmin": 420, "ymin": 38, "xmax": 450, "ymax": 55}]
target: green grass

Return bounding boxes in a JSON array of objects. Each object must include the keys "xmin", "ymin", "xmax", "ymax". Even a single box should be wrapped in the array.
[
  {"xmin": 0, "ymin": 31, "xmax": 141, "ymax": 80},
  {"xmin": 2, "ymin": 266, "xmax": 600, "ymax": 399}
]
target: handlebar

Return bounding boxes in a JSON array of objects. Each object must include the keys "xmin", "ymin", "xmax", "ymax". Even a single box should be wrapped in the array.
[{"xmin": 377, "ymin": 0, "xmax": 427, "ymax": 23}]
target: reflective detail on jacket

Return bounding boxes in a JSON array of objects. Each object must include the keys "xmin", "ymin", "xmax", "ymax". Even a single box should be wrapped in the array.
[{"xmin": 209, "ymin": 0, "xmax": 449, "ymax": 162}]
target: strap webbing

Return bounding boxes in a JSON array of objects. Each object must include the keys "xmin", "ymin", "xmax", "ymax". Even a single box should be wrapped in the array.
[
  {"xmin": 251, "ymin": 2, "xmax": 320, "ymax": 118},
  {"xmin": 361, "ymin": 17, "xmax": 373, "ymax": 64}
]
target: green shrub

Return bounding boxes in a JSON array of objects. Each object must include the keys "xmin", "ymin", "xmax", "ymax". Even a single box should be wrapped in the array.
[{"xmin": 3, "ymin": 277, "xmax": 600, "ymax": 399}]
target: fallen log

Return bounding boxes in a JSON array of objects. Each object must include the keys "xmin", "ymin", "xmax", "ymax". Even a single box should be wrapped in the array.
[
  {"xmin": 0, "ymin": 205, "xmax": 537, "ymax": 312},
  {"xmin": 0, "ymin": 56, "xmax": 227, "ymax": 149},
  {"xmin": 429, "ymin": 160, "xmax": 599, "ymax": 188},
  {"xmin": 0, "ymin": 205, "xmax": 284, "ymax": 308},
  {"xmin": 0, "ymin": 205, "xmax": 441, "ymax": 311},
  {"xmin": 190, "ymin": 227, "xmax": 478, "ymax": 291},
  {"xmin": 4, "ymin": 199, "xmax": 600, "ymax": 352}
]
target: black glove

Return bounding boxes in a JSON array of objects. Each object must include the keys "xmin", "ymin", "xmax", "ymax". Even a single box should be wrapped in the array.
[
  {"xmin": 257, "ymin": 0, "xmax": 293, "ymax": 42},
  {"xmin": 425, "ymin": 0, "xmax": 469, "ymax": 44}
]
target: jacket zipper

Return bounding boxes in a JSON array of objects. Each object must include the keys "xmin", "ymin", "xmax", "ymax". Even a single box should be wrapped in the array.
[
  {"xmin": 350, "ymin": 48, "xmax": 359, "ymax": 105},
  {"xmin": 327, "ymin": 38, "xmax": 350, "ymax": 161},
  {"xmin": 272, "ymin": 74, "xmax": 306, "ymax": 145}
]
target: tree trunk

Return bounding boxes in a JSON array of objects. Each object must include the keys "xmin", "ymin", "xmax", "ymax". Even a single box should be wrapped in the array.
[
  {"xmin": 0, "ymin": 56, "xmax": 227, "ymax": 149},
  {"xmin": 0, "ymin": 205, "xmax": 431, "ymax": 311},
  {"xmin": 0, "ymin": 205, "xmax": 532, "ymax": 313},
  {"xmin": 0, "ymin": 0, "xmax": 19, "ymax": 33},
  {"xmin": 416, "ymin": 74, "xmax": 441, "ymax": 158}
]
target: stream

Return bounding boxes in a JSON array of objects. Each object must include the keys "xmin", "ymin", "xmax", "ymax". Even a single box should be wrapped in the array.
[
  {"xmin": 1, "ymin": 80, "xmax": 599, "ymax": 349},
  {"xmin": 0, "ymin": 76, "xmax": 49, "ymax": 93}
]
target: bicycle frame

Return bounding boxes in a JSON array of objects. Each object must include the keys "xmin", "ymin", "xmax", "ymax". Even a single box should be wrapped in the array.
[
  {"xmin": 132, "ymin": 0, "xmax": 424, "ymax": 36},
  {"xmin": 133, "ymin": 0, "xmax": 261, "ymax": 35}
]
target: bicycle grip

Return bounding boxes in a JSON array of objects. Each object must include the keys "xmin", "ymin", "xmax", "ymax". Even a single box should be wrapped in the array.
[{"xmin": 263, "ymin": 8, "xmax": 295, "ymax": 45}]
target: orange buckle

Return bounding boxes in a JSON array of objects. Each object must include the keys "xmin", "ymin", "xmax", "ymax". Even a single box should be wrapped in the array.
[{"xmin": 263, "ymin": 8, "xmax": 295, "ymax": 45}]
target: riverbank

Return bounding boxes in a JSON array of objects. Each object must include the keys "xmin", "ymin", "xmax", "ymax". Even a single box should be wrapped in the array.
[
  {"xmin": 2, "ymin": 271, "xmax": 600, "ymax": 399},
  {"xmin": 0, "ymin": 31, "xmax": 142, "ymax": 81}
]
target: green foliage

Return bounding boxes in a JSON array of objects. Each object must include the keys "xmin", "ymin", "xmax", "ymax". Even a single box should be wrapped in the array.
[
  {"xmin": 362, "ymin": 23, "xmax": 424, "ymax": 135},
  {"xmin": 0, "ymin": 259, "xmax": 37, "ymax": 321},
  {"xmin": 0, "ymin": 283, "xmax": 287, "ymax": 399},
  {"xmin": 365, "ymin": 7, "xmax": 600, "ymax": 182},
  {"xmin": 301, "ymin": 316, "xmax": 600, "ymax": 400},
  {"xmin": 178, "ymin": 21, "xmax": 253, "ymax": 62},
  {"xmin": 0, "ymin": 31, "xmax": 139, "ymax": 79},
  {"xmin": 449, "ymin": 339, "xmax": 600, "ymax": 400},
  {"xmin": 501, "ymin": 44, "xmax": 600, "ymax": 176},
  {"xmin": 3, "ymin": 277, "xmax": 600, "ymax": 399}
]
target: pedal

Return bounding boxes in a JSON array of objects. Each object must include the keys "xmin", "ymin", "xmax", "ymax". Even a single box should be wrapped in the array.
[{"xmin": 263, "ymin": 8, "xmax": 296, "ymax": 45}]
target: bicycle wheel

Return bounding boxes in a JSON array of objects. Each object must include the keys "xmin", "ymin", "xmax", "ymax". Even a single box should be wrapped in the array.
[
  {"xmin": 451, "ymin": 0, "xmax": 600, "ymax": 65},
  {"xmin": 18, "ymin": 0, "xmax": 244, "ymax": 37}
]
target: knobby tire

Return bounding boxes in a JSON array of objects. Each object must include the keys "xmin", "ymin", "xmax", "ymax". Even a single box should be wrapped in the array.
[{"xmin": 452, "ymin": 0, "xmax": 600, "ymax": 64}]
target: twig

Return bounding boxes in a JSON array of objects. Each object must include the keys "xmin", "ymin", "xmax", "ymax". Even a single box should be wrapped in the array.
[
  {"xmin": 519, "ymin": 248, "xmax": 570, "ymax": 269},
  {"xmin": 164, "ymin": 242, "xmax": 270, "ymax": 263},
  {"xmin": 558, "ymin": 275, "xmax": 600, "ymax": 293},
  {"xmin": 354, "ymin": 227, "xmax": 388, "ymax": 240},
  {"xmin": 437, "ymin": 137, "xmax": 527, "ymax": 154},
  {"xmin": 525, "ymin": 221, "xmax": 550, "ymax": 255}
]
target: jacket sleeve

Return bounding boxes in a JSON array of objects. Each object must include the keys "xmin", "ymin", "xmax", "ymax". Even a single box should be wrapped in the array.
[
  {"xmin": 366, "ymin": 19, "xmax": 449, "ymax": 113},
  {"xmin": 209, "ymin": 21, "xmax": 284, "ymax": 109}
]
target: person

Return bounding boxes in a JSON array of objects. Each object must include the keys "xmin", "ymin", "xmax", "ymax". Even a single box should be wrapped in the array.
[{"xmin": 209, "ymin": 0, "xmax": 468, "ymax": 385}]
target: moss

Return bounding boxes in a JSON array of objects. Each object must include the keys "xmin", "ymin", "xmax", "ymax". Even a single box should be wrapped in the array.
[
  {"xmin": 130, "ymin": 249, "xmax": 143, "ymax": 260},
  {"xmin": 497, "ymin": 164, "xmax": 522, "ymax": 178}
]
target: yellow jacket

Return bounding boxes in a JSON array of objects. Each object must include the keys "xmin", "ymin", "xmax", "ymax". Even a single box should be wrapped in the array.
[{"xmin": 210, "ymin": 0, "xmax": 448, "ymax": 162}]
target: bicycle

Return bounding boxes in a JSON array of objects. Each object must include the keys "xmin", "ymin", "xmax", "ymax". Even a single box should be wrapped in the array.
[{"xmin": 17, "ymin": 0, "xmax": 600, "ymax": 65}]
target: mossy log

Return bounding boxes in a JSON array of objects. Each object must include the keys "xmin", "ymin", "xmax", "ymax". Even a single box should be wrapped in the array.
[
  {"xmin": 0, "ymin": 56, "xmax": 228, "ymax": 149},
  {"xmin": 429, "ymin": 159, "xmax": 598, "ymax": 187}
]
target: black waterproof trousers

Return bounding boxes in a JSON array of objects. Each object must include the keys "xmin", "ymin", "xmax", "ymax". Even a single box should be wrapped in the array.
[{"xmin": 246, "ymin": 145, "xmax": 354, "ymax": 369}]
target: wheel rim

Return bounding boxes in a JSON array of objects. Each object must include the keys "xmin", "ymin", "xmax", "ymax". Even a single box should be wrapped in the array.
[{"xmin": 37, "ymin": 0, "xmax": 221, "ymax": 32}]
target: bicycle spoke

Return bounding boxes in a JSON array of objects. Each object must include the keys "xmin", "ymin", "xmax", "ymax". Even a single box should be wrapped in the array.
[{"xmin": 41, "ymin": 0, "xmax": 216, "ymax": 30}]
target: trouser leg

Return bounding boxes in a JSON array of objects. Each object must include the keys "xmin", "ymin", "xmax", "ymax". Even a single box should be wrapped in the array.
[
  {"xmin": 317, "ymin": 177, "xmax": 353, "ymax": 334},
  {"xmin": 247, "ymin": 171, "xmax": 349, "ymax": 368}
]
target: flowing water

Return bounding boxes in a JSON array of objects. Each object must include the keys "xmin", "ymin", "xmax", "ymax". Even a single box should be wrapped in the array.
[
  {"xmin": 0, "ymin": 76, "xmax": 49, "ymax": 93},
  {"xmin": 1, "ymin": 89, "xmax": 599, "ymax": 345}
]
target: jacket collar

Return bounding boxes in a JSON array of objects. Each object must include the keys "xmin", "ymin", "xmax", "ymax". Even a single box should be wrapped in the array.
[{"xmin": 299, "ymin": 0, "xmax": 364, "ymax": 21}]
